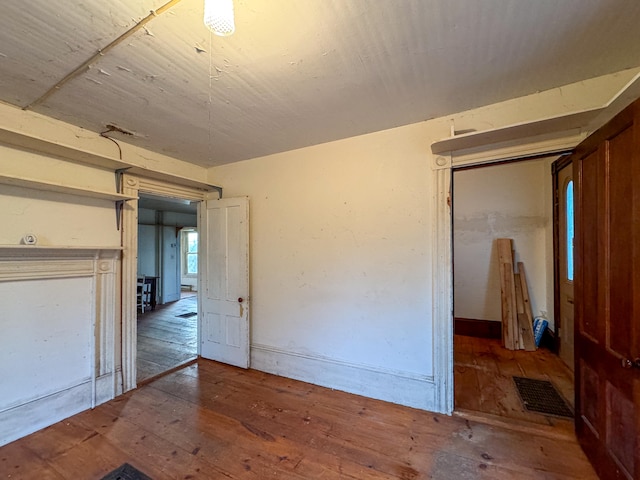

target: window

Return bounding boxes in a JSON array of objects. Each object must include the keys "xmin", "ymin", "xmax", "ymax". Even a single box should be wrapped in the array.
[
  {"xmin": 183, "ymin": 230, "xmax": 198, "ymax": 275},
  {"xmin": 566, "ymin": 180, "xmax": 574, "ymax": 281}
]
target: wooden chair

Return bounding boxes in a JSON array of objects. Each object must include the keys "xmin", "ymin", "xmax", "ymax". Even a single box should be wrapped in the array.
[{"xmin": 137, "ymin": 276, "xmax": 151, "ymax": 313}]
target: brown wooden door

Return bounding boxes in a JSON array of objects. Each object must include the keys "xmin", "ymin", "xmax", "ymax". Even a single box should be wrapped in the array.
[{"xmin": 574, "ymin": 99, "xmax": 640, "ymax": 480}]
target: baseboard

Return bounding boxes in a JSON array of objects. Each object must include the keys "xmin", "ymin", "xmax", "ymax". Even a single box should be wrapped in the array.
[
  {"xmin": 251, "ymin": 344, "xmax": 437, "ymax": 411},
  {"xmin": 454, "ymin": 317, "xmax": 502, "ymax": 339},
  {"xmin": 540, "ymin": 327, "xmax": 556, "ymax": 351},
  {"xmin": 0, "ymin": 373, "xmax": 117, "ymax": 447}
]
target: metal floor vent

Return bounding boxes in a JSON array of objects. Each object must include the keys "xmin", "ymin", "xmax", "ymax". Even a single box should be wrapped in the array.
[
  {"xmin": 513, "ymin": 376, "xmax": 573, "ymax": 418},
  {"xmin": 101, "ymin": 463, "xmax": 152, "ymax": 480},
  {"xmin": 176, "ymin": 312, "xmax": 198, "ymax": 318}
]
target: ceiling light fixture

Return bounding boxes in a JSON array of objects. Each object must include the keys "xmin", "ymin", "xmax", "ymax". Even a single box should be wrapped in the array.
[{"xmin": 204, "ymin": 0, "xmax": 235, "ymax": 36}]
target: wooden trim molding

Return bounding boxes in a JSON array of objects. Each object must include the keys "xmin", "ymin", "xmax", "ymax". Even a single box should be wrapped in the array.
[
  {"xmin": 120, "ymin": 174, "xmax": 207, "ymax": 392},
  {"xmin": 251, "ymin": 344, "xmax": 436, "ymax": 410},
  {"xmin": 431, "ymin": 155, "xmax": 453, "ymax": 414},
  {"xmin": 0, "ymin": 247, "xmax": 121, "ymax": 446},
  {"xmin": 454, "ymin": 318, "xmax": 502, "ymax": 339}
]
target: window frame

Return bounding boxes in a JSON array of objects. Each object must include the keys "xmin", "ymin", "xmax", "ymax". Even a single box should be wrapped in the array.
[
  {"xmin": 565, "ymin": 178, "xmax": 574, "ymax": 283},
  {"xmin": 181, "ymin": 228, "xmax": 198, "ymax": 277}
]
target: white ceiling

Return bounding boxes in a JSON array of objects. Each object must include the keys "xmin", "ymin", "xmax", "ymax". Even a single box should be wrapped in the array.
[
  {"xmin": 139, "ymin": 193, "xmax": 198, "ymax": 214},
  {"xmin": 1, "ymin": 0, "xmax": 640, "ymax": 167}
]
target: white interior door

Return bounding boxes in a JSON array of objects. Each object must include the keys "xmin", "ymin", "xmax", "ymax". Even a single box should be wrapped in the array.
[{"xmin": 200, "ymin": 196, "xmax": 250, "ymax": 368}]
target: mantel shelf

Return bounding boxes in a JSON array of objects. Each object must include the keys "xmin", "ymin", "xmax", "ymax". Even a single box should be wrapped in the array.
[
  {"xmin": 0, "ymin": 245, "xmax": 122, "ymax": 260},
  {"xmin": 431, "ymin": 70, "xmax": 640, "ymax": 155},
  {"xmin": 431, "ymin": 108, "xmax": 601, "ymax": 155},
  {"xmin": 0, "ymin": 245, "xmax": 122, "ymax": 250},
  {"xmin": 0, "ymin": 173, "xmax": 137, "ymax": 201}
]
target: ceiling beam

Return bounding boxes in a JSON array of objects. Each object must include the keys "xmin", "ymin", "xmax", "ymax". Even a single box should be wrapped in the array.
[{"xmin": 23, "ymin": 0, "xmax": 184, "ymax": 111}]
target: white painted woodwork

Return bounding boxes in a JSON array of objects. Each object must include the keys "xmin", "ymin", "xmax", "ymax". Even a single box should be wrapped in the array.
[
  {"xmin": 432, "ymin": 111, "xmax": 596, "ymax": 155},
  {"xmin": 0, "ymin": 247, "xmax": 120, "ymax": 447},
  {"xmin": 432, "ymin": 71, "xmax": 640, "ymax": 162},
  {"xmin": 252, "ymin": 344, "xmax": 436, "ymax": 411},
  {"xmin": 430, "ymin": 155, "xmax": 454, "ymax": 413},
  {"xmin": 453, "ymin": 159, "xmax": 553, "ymax": 327},
  {"xmin": 120, "ymin": 174, "xmax": 207, "ymax": 392},
  {"xmin": 0, "ymin": 173, "xmax": 135, "ymax": 201},
  {"xmin": 200, "ymin": 196, "xmax": 250, "ymax": 369}
]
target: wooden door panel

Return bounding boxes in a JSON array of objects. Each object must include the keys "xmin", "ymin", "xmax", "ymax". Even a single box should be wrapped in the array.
[
  {"xmin": 579, "ymin": 359, "xmax": 600, "ymax": 434},
  {"xmin": 574, "ymin": 99, "xmax": 640, "ymax": 480},
  {"xmin": 606, "ymin": 381, "xmax": 635, "ymax": 479},
  {"xmin": 578, "ymin": 149, "xmax": 599, "ymax": 342},
  {"xmin": 608, "ymin": 126, "xmax": 634, "ymax": 359}
]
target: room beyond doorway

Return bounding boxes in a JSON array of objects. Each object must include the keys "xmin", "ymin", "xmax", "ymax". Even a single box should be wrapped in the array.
[
  {"xmin": 136, "ymin": 192, "xmax": 200, "ymax": 384},
  {"xmin": 137, "ymin": 290, "xmax": 198, "ymax": 383},
  {"xmin": 452, "ymin": 156, "xmax": 575, "ymax": 430}
]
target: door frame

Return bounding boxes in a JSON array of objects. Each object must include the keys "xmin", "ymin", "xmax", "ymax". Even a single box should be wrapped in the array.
[
  {"xmin": 120, "ymin": 174, "xmax": 210, "ymax": 392},
  {"xmin": 439, "ymin": 145, "xmax": 575, "ymax": 415},
  {"xmin": 551, "ymin": 154, "xmax": 573, "ymax": 354}
]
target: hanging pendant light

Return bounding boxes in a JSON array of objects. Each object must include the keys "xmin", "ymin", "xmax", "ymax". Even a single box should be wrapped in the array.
[{"xmin": 204, "ymin": 0, "xmax": 235, "ymax": 36}]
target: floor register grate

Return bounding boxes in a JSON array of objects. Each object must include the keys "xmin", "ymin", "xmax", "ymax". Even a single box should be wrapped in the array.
[
  {"xmin": 513, "ymin": 376, "xmax": 573, "ymax": 418},
  {"xmin": 101, "ymin": 463, "xmax": 152, "ymax": 480}
]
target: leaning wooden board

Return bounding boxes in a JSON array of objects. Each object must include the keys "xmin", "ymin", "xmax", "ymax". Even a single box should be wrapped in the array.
[
  {"xmin": 517, "ymin": 262, "xmax": 537, "ymax": 351},
  {"xmin": 497, "ymin": 238, "xmax": 518, "ymax": 350},
  {"xmin": 515, "ymin": 272, "xmax": 536, "ymax": 351}
]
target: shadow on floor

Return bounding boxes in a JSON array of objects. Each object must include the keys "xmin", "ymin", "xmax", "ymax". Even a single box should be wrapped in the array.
[{"xmin": 137, "ymin": 292, "xmax": 198, "ymax": 383}]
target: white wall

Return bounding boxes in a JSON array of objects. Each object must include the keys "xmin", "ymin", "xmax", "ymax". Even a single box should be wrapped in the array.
[
  {"xmin": 208, "ymin": 69, "xmax": 639, "ymax": 410},
  {"xmin": 0, "ymin": 146, "xmax": 120, "ymax": 247},
  {"xmin": 210, "ymin": 122, "xmax": 440, "ymax": 409},
  {"xmin": 453, "ymin": 159, "xmax": 553, "ymax": 326},
  {"xmin": 138, "ymin": 223, "xmax": 158, "ymax": 277}
]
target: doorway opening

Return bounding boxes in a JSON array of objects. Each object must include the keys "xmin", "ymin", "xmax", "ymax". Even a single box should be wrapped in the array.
[
  {"xmin": 452, "ymin": 156, "xmax": 575, "ymax": 430},
  {"xmin": 136, "ymin": 193, "xmax": 200, "ymax": 384}
]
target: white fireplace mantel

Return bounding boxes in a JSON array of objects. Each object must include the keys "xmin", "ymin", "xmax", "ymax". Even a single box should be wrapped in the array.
[{"xmin": 0, "ymin": 244, "xmax": 122, "ymax": 446}]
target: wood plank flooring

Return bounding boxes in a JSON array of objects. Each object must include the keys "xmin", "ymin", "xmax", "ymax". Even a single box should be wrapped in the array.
[
  {"xmin": 1, "ymin": 359, "xmax": 597, "ymax": 479},
  {"xmin": 454, "ymin": 334, "xmax": 575, "ymax": 429},
  {"xmin": 137, "ymin": 293, "xmax": 198, "ymax": 383}
]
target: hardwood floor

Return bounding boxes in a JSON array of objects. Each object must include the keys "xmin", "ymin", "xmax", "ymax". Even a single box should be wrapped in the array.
[
  {"xmin": 1, "ymin": 359, "xmax": 597, "ymax": 479},
  {"xmin": 454, "ymin": 334, "xmax": 575, "ymax": 430},
  {"xmin": 137, "ymin": 293, "xmax": 198, "ymax": 383}
]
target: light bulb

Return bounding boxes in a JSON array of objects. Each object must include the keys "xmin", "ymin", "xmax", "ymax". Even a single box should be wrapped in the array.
[{"xmin": 204, "ymin": 0, "xmax": 235, "ymax": 37}]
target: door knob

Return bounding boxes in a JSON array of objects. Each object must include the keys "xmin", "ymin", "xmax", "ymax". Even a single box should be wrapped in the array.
[
  {"xmin": 238, "ymin": 297, "xmax": 244, "ymax": 303},
  {"xmin": 621, "ymin": 358, "xmax": 640, "ymax": 369}
]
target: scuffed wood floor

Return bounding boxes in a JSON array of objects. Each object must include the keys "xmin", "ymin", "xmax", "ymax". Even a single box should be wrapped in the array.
[
  {"xmin": 137, "ymin": 294, "xmax": 198, "ymax": 383},
  {"xmin": 1, "ymin": 359, "xmax": 597, "ymax": 479},
  {"xmin": 454, "ymin": 335, "xmax": 575, "ymax": 430}
]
